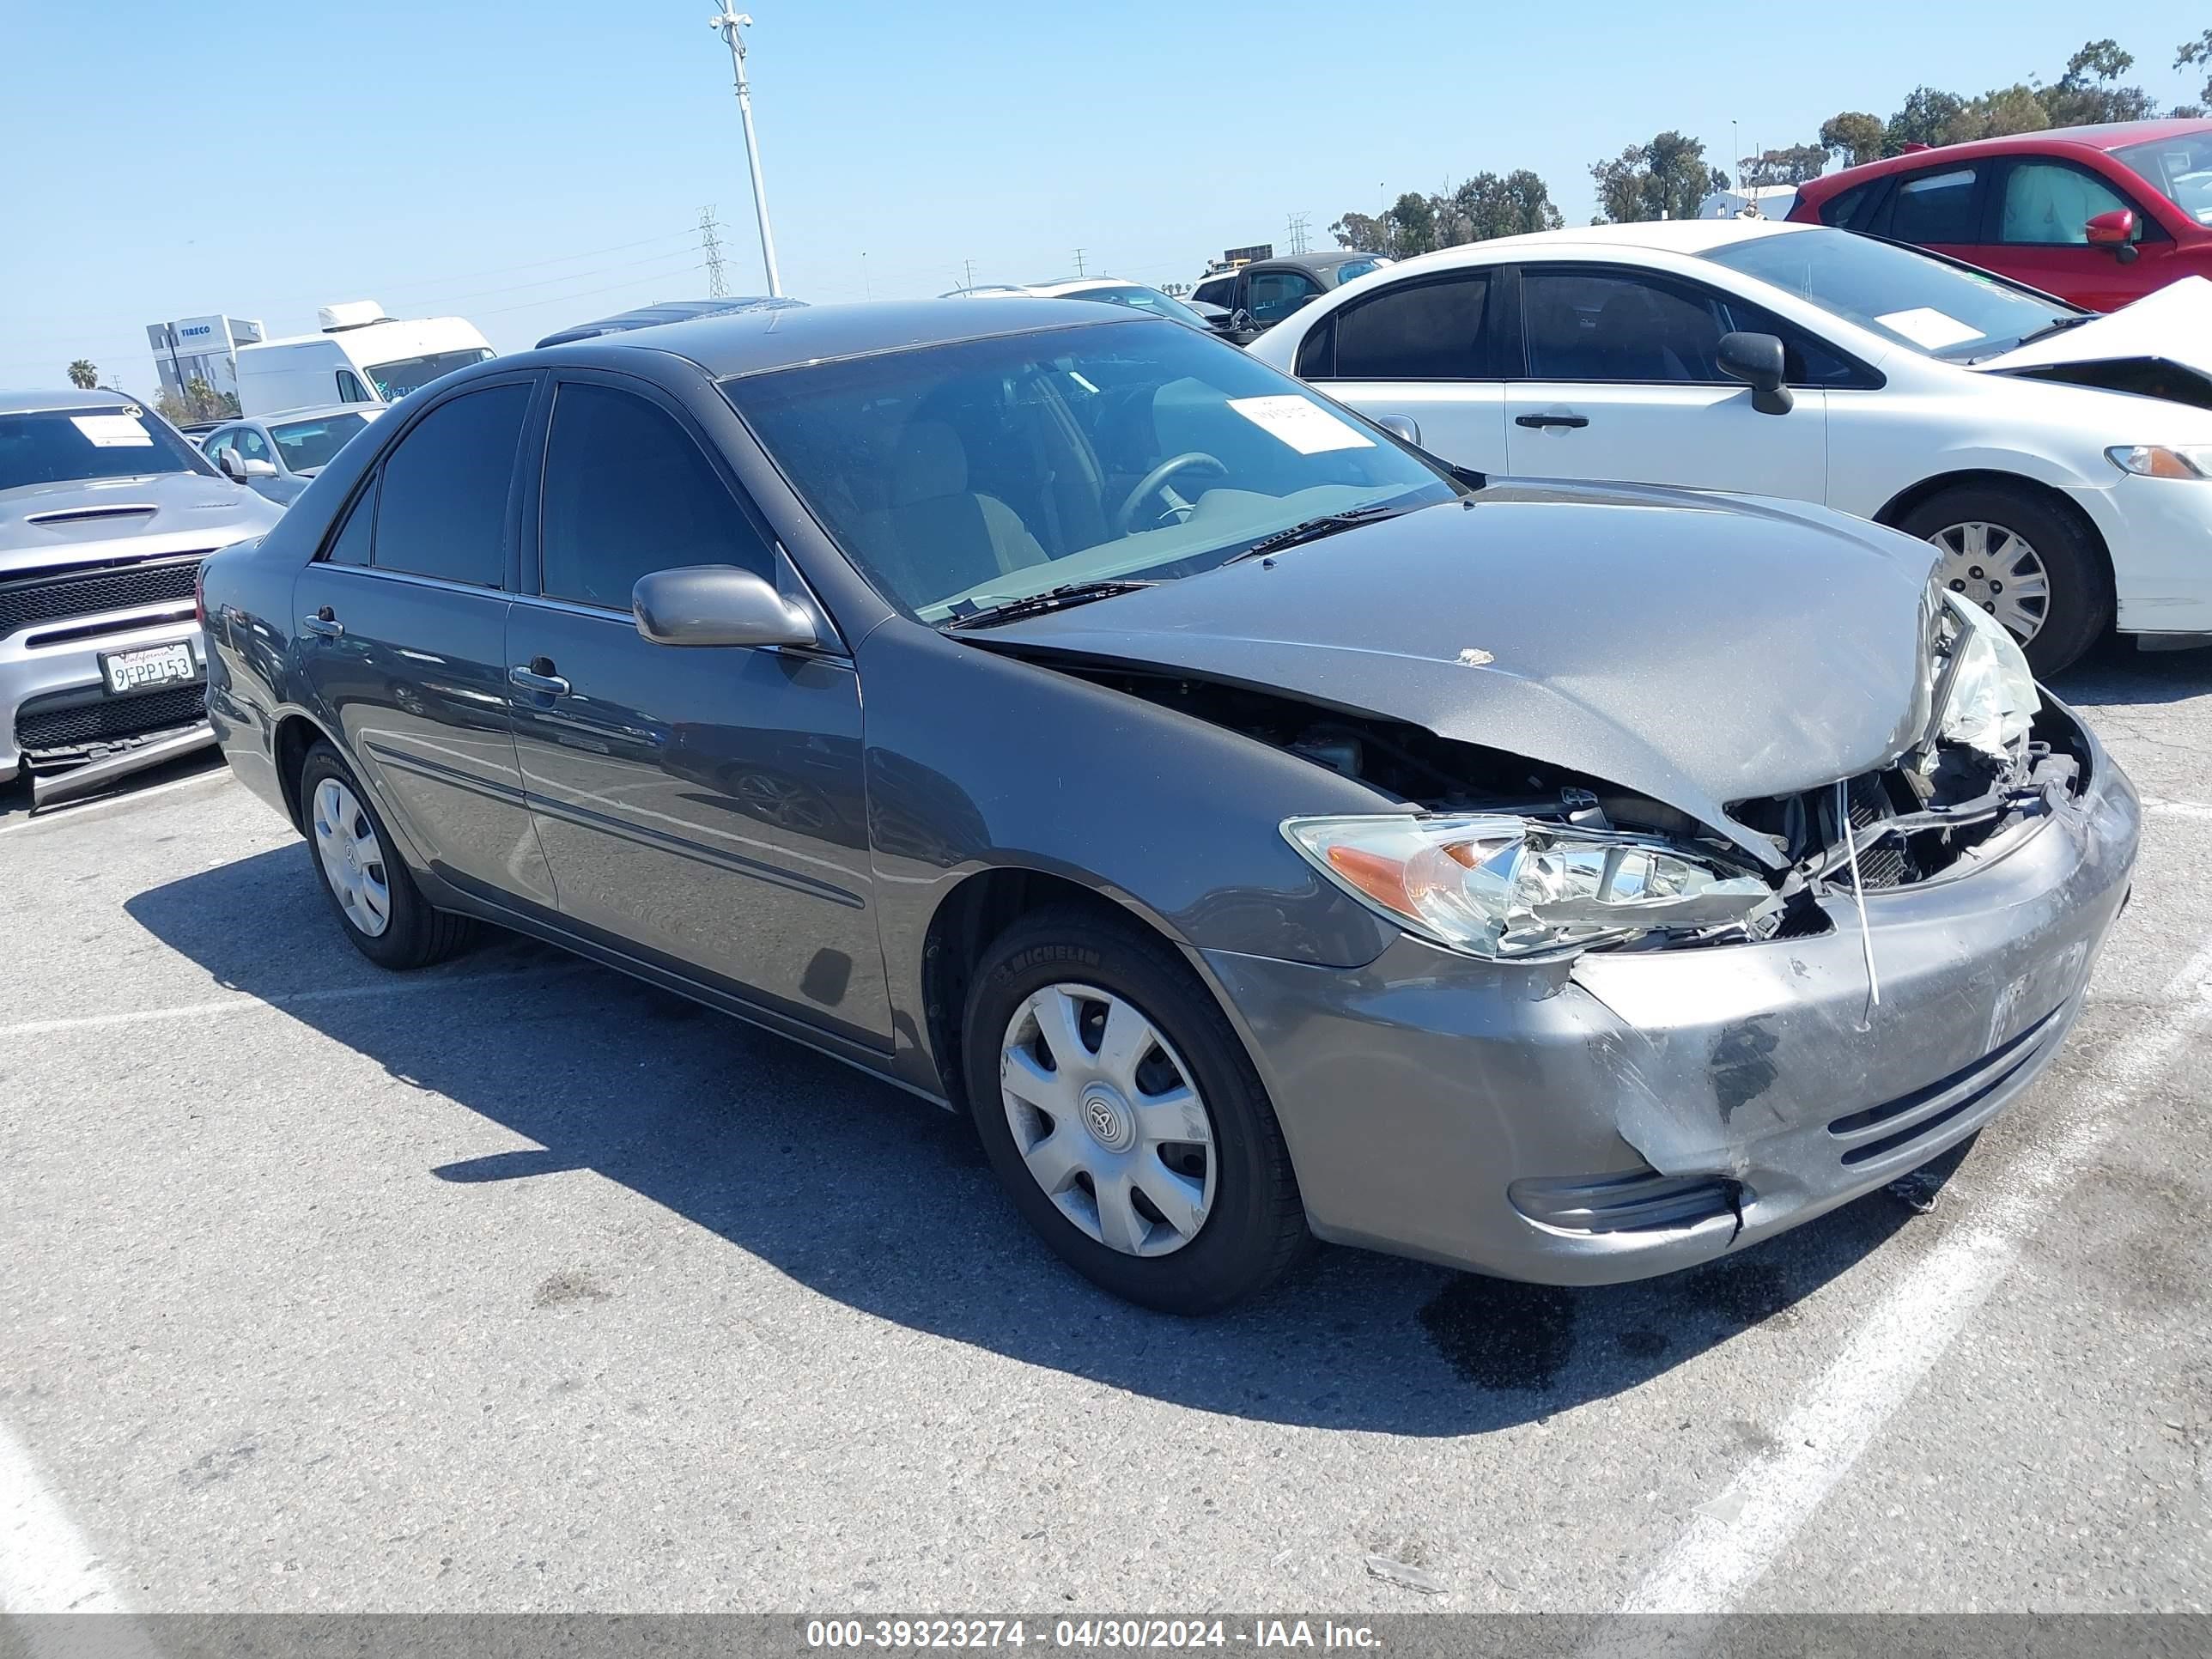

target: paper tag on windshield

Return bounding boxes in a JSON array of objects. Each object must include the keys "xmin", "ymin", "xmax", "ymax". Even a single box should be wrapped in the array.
[
  {"xmin": 1227, "ymin": 394, "xmax": 1375, "ymax": 454},
  {"xmin": 1874, "ymin": 307, "xmax": 1982, "ymax": 351},
  {"xmin": 70, "ymin": 414, "xmax": 154, "ymax": 447}
]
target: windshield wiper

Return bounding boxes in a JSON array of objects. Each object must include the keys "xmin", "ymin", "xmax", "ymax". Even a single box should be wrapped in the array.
[
  {"xmin": 941, "ymin": 579, "xmax": 1156, "ymax": 631},
  {"xmin": 2010, "ymin": 314, "xmax": 2097, "ymax": 349},
  {"xmin": 1222, "ymin": 501, "xmax": 1420, "ymax": 566}
]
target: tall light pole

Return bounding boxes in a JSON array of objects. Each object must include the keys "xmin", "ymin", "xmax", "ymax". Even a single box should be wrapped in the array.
[{"xmin": 709, "ymin": 8, "xmax": 783, "ymax": 297}]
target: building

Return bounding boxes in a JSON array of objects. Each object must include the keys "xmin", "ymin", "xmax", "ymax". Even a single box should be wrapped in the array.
[{"xmin": 143, "ymin": 314, "xmax": 264, "ymax": 402}]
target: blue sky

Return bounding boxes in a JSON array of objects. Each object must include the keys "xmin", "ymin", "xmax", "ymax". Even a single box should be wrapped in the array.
[{"xmin": 2, "ymin": 1, "xmax": 2201, "ymax": 393}]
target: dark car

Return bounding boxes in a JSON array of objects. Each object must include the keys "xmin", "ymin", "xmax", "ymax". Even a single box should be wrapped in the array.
[
  {"xmin": 198, "ymin": 301, "xmax": 2136, "ymax": 1313},
  {"xmin": 1790, "ymin": 119, "xmax": 2212, "ymax": 312},
  {"xmin": 1189, "ymin": 252, "xmax": 1392, "ymax": 336}
]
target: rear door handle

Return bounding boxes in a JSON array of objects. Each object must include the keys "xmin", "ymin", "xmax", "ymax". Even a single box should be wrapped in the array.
[
  {"xmin": 509, "ymin": 659, "xmax": 571, "ymax": 696},
  {"xmin": 1515, "ymin": 412, "xmax": 1590, "ymax": 429},
  {"xmin": 301, "ymin": 609, "xmax": 343, "ymax": 638}
]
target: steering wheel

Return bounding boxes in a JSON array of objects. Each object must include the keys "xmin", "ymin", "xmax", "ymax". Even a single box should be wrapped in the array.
[{"xmin": 1113, "ymin": 453, "xmax": 1226, "ymax": 536}]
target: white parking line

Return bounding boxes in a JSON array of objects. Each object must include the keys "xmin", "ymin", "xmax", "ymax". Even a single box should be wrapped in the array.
[
  {"xmin": 0, "ymin": 963, "xmax": 591, "ymax": 1041},
  {"xmin": 2143, "ymin": 795, "xmax": 2212, "ymax": 822},
  {"xmin": 1611, "ymin": 937, "xmax": 2212, "ymax": 1619},
  {"xmin": 0, "ymin": 769, "xmax": 231, "ymax": 836},
  {"xmin": 0, "ymin": 1415, "xmax": 128, "ymax": 1613}
]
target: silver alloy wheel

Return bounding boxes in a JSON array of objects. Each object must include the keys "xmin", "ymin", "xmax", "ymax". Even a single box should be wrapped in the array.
[
  {"xmin": 999, "ymin": 982, "xmax": 1218, "ymax": 1258},
  {"xmin": 311, "ymin": 777, "xmax": 392, "ymax": 938},
  {"xmin": 1927, "ymin": 520, "xmax": 2051, "ymax": 645}
]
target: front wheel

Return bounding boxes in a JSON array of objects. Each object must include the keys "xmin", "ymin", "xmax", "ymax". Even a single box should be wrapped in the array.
[
  {"xmin": 961, "ymin": 908, "xmax": 1308, "ymax": 1314},
  {"xmin": 1899, "ymin": 483, "xmax": 2110, "ymax": 677}
]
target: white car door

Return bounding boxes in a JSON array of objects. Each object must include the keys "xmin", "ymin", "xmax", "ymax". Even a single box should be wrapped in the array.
[
  {"xmin": 1296, "ymin": 267, "xmax": 1508, "ymax": 475},
  {"xmin": 1502, "ymin": 264, "xmax": 1827, "ymax": 501}
]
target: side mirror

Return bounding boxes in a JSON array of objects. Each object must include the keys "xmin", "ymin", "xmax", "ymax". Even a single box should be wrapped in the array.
[
  {"xmin": 1717, "ymin": 331, "xmax": 1795, "ymax": 416},
  {"xmin": 2086, "ymin": 208, "xmax": 2139, "ymax": 263},
  {"xmin": 1372, "ymin": 413, "xmax": 1422, "ymax": 447},
  {"xmin": 217, "ymin": 447, "xmax": 245, "ymax": 479},
  {"xmin": 634, "ymin": 565, "xmax": 818, "ymax": 649},
  {"xmin": 239, "ymin": 457, "xmax": 277, "ymax": 478}
]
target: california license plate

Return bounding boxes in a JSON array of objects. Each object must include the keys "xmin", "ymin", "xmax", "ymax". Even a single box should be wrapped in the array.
[{"xmin": 100, "ymin": 642, "xmax": 198, "ymax": 696}]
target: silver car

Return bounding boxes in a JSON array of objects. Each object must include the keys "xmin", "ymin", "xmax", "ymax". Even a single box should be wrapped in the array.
[
  {"xmin": 1, "ymin": 390, "xmax": 282, "ymax": 805},
  {"xmin": 199, "ymin": 404, "xmax": 384, "ymax": 506}
]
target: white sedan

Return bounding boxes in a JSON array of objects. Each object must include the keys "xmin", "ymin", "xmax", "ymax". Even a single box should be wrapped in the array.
[{"xmin": 1248, "ymin": 217, "xmax": 2212, "ymax": 673}]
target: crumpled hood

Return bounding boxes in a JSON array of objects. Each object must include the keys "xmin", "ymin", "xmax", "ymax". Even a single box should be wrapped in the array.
[
  {"xmin": 0, "ymin": 471, "xmax": 281, "ymax": 573},
  {"xmin": 1978, "ymin": 275, "xmax": 2212, "ymax": 406},
  {"xmin": 984, "ymin": 481, "xmax": 1939, "ymax": 866}
]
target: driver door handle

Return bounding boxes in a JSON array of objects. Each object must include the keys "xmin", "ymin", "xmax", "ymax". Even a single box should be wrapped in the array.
[
  {"xmin": 509, "ymin": 658, "xmax": 570, "ymax": 696},
  {"xmin": 301, "ymin": 607, "xmax": 343, "ymax": 638},
  {"xmin": 1516, "ymin": 412, "xmax": 1590, "ymax": 429}
]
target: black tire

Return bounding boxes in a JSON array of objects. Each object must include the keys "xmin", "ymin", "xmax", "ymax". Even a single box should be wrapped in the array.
[
  {"xmin": 961, "ymin": 906, "xmax": 1308, "ymax": 1314},
  {"xmin": 1898, "ymin": 483, "xmax": 2111, "ymax": 678},
  {"xmin": 298, "ymin": 741, "xmax": 475, "ymax": 970}
]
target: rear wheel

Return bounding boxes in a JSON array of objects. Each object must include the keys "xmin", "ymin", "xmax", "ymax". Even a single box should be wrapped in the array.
[
  {"xmin": 961, "ymin": 908, "xmax": 1308, "ymax": 1314},
  {"xmin": 1899, "ymin": 483, "xmax": 2109, "ymax": 677},
  {"xmin": 299, "ymin": 741, "xmax": 474, "ymax": 969}
]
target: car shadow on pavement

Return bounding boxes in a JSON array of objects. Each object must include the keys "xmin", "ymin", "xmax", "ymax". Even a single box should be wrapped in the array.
[
  {"xmin": 2049, "ymin": 636, "xmax": 2212, "ymax": 709},
  {"xmin": 127, "ymin": 846, "xmax": 1964, "ymax": 1438}
]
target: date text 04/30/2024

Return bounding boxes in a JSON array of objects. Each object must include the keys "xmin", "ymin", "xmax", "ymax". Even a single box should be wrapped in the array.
[{"xmin": 803, "ymin": 1620, "xmax": 1382, "ymax": 1650}]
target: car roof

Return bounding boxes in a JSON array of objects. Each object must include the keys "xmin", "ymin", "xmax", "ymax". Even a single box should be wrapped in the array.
[
  {"xmin": 534, "ymin": 295, "xmax": 802, "ymax": 349},
  {"xmin": 1376, "ymin": 216, "xmax": 1814, "ymax": 271},
  {"xmin": 217, "ymin": 403, "xmax": 383, "ymax": 428},
  {"xmin": 0, "ymin": 387, "xmax": 144, "ymax": 416},
  {"xmin": 530, "ymin": 296, "xmax": 1152, "ymax": 379},
  {"xmin": 1240, "ymin": 252, "xmax": 1385, "ymax": 276},
  {"xmin": 1802, "ymin": 117, "xmax": 2212, "ymax": 198}
]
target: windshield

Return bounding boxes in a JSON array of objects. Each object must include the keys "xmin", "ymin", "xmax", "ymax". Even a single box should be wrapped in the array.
[
  {"xmin": 269, "ymin": 411, "xmax": 371, "ymax": 473},
  {"xmin": 2115, "ymin": 132, "xmax": 2212, "ymax": 226},
  {"xmin": 0, "ymin": 405, "xmax": 213, "ymax": 492},
  {"xmin": 727, "ymin": 318, "xmax": 1459, "ymax": 621},
  {"xmin": 1063, "ymin": 285, "xmax": 1213, "ymax": 328},
  {"xmin": 362, "ymin": 347, "xmax": 494, "ymax": 401},
  {"xmin": 1330, "ymin": 258, "xmax": 1383, "ymax": 283},
  {"xmin": 1701, "ymin": 227, "xmax": 2080, "ymax": 361}
]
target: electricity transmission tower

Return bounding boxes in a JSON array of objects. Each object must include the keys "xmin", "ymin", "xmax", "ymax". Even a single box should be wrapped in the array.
[
  {"xmin": 1073, "ymin": 248, "xmax": 1087, "ymax": 276},
  {"xmin": 700, "ymin": 206, "xmax": 729, "ymax": 299},
  {"xmin": 1285, "ymin": 213, "xmax": 1310, "ymax": 255}
]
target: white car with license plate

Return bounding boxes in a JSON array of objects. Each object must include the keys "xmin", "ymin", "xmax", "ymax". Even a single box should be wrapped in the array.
[
  {"xmin": 0, "ymin": 391, "xmax": 282, "ymax": 805},
  {"xmin": 1249, "ymin": 217, "xmax": 2212, "ymax": 673}
]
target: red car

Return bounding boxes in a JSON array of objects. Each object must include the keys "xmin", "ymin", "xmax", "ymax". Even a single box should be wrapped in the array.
[{"xmin": 1790, "ymin": 118, "xmax": 2212, "ymax": 312}]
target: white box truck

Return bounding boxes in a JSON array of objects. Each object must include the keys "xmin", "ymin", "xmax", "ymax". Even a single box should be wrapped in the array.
[{"xmin": 234, "ymin": 301, "xmax": 494, "ymax": 417}]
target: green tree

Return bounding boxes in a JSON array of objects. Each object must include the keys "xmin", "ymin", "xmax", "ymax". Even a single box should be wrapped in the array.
[
  {"xmin": 1329, "ymin": 210, "xmax": 1389, "ymax": 253},
  {"xmin": 1446, "ymin": 169, "xmax": 1565, "ymax": 242},
  {"xmin": 2179, "ymin": 29, "xmax": 2212, "ymax": 106},
  {"xmin": 1818, "ymin": 112, "xmax": 1887, "ymax": 168},
  {"xmin": 1885, "ymin": 86, "xmax": 1967, "ymax": 152},
  {"xmin": 1589, "ymin": 131, "xmax": 1728, "ymax": 223},
  {"xmin": 1939, "ymin": 83, "xmax": 2052, "ymax": 144},
  {"xmin": 1741, "ymin": 144, "xmax": 1828, "ymax": 186},
  {"xmin": 1384, "ymin": 191, "xmax": 1437, "ymax": 256},
  {"xmin": 2039, "ymin": 39, "xmax": 2156, "ymax": 125},
  {"xmin": 66, "ymin": 359, "xmax": 98, "ymax": 389}
]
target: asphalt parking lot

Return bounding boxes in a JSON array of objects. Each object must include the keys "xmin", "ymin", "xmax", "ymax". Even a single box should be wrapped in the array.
[{"xmin": 3, "ymin": 641, "xmax": 2210, "ymax": 1617}]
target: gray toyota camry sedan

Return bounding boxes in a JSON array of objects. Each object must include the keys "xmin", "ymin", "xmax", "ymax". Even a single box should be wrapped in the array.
[{"xmin": 199, "ymin": 299, "xmax": 2138, "ymax": 1313}]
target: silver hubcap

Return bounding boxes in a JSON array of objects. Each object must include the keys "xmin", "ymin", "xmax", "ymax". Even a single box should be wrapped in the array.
[
  {"xmin": 1928, "ymin": 520, "xmax": 2051, "ymax": 645},
  {"xmin": 311, "ymin": 777, "xmax": 392, "ymax": 938},
  {"xmin": 999, "ymin": 983, "xmax": 1217, "ymax": 1258}
]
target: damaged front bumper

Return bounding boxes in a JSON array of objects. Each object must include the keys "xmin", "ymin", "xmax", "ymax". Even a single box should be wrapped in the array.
[{"xmin": 1202, "ymin": 702, "xmax": 2139, "ymax": 1285}]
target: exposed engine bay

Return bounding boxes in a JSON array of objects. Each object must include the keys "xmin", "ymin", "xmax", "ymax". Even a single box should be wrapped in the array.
[{"xmin": 1017, "ymin": 591, "xmax": 2088, "ymax": 957}]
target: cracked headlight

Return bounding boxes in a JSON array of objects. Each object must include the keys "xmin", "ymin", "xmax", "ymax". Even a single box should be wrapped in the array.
[
  {"xmin": 2106, "ymin": 445, "xmax": 2212, "ymax": 479},
  {"xmin": 1927, "ymin": 581, "xmax": 2038, "ymax": 758},
  {"xmin": 1283, "ymin": 814, "xmax": 1778, "ymax": 961}
]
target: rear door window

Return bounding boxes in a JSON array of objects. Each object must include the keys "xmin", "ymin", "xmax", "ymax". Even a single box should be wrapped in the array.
[
  {"xmin": 1886, "ymin": 166, "xmax": 1983, "ymax": 243},
  {"xmin": 371, "ymin": 383, "xmax": 530, "ymax": 587},
  {"xmin": 1328, "ymin": 273, "xmax": 1492, "ymax": 380}
]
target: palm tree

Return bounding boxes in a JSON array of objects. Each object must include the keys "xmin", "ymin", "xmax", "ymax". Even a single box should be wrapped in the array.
[{"xmin": 66, "ymin": 359, "xmax": 98, "ymax": 390}]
